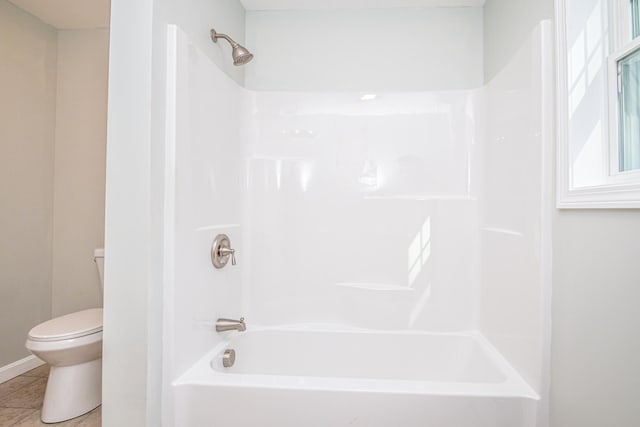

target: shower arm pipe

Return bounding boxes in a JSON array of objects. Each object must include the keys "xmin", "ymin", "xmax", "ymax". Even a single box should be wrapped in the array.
[{"xmin": 210, "ymin": 30, "xmax": 239, "ymax": 47}]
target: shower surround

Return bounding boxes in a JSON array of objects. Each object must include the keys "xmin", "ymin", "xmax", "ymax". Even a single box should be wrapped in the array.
[{"xmin": 163, "ymin": 19, "xmax": 552, "ymax": 427}]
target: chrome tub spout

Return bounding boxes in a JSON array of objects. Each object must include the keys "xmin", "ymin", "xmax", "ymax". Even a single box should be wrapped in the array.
[{"xmin": 216, "ymin": 317, "xmax": 246, "ymax": 332}]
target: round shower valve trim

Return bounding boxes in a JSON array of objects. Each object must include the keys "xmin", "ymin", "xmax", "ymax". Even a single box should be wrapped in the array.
[{"xmin": 211, "ymin": 234, "xmax": 236, "ymax": 269}]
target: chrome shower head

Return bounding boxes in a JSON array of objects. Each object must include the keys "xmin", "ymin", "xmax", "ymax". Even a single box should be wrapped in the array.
[
  {"xmin": 210, "ymin": 29, "xmax": 254, "ymax": 66},
  {"xmin": 231, "ymin": 44, "xmax": 254, "ymax": 66}
]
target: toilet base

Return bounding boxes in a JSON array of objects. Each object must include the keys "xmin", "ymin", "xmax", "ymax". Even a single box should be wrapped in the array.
[{"xmin": 41, "ymin": 358, "xmax": 102, "ymax": 423}]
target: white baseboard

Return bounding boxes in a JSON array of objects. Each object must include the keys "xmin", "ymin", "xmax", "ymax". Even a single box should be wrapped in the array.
[{"xmin": 0, "ymin": 355, "xmax": 45, "ymax": 384}]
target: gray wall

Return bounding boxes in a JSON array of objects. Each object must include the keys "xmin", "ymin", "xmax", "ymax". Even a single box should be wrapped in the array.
[
  {"xmin": 0, "ymin": 1, "xmax": 109, "ymax": 372},
  {"xmin": 551, "ymin": 209, "xmax": 640, "ymax": 427},
  {"xmin": 52, "ymin": 29, "xmax": 109, "ymax": 318},
  {"xmin": 485, "ymin": 1, "xmax": 640, "ymax": 426},
  {"xmin": 0, "ymin": 0, "xmax": 56, "ymax": 367}
]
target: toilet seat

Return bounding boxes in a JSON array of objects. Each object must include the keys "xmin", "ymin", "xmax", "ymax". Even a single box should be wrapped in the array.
[{"xmin": 28, "ymin": 308, "xmax": 103, "ymax": 342}]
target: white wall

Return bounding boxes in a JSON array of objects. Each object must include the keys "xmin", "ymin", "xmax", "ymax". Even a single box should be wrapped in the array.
[
  {"xmin": 245, "ymin": 91, "xmax": 480, "ymax": 331},
  {"xmin": 164, "ymin": 26, "xmax": 248, "ymax": 425},
  {"xmin": 242, "ymin": 6, "xmax": 485, "ymax": 337},
  {"xmin": 167, "ymin": 22, "xmax": 247, "ymax": 387},
  {"xmin": 246, "ymin": 7, "xmax": 483, "ymax": 91},
  {"xmin": 103, "ymin": 0, "xmax": 246, "ymax": 425},
  {"xmin": 480, "ymin": 22, "xmax": 553, "ymax": 398},
  {"xmin": 0, "ymin": 0, "xmax": 57, "ymax": 367},
  {"xmin": 52, "ymin": 29, "xmax": 109, "ymax": 317},
  {"xmin": 483, "ymin": 0, "xmax": 554, "ymax": 82}
]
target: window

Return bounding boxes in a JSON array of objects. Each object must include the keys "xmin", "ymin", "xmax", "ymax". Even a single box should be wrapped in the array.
[
  {"xmin": 609, "ymin": 1, "xmax": 640, "ymax": 178},
  {"xmin": 616, "ymin": 45, "xmax": 640, "ymax": 171},
  {"xmin": 556, "ymin": 0, "xmax": 640, "ymax": 208},
  {"xmin": 619, "ymin": 0, "xmax": 640, "ymax": 172}
]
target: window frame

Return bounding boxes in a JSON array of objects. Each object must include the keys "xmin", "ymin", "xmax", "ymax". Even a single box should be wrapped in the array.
[
  {"xmin": 631, "ymin": 0, "xmax": 640, "ymax": 37},
  {"xmin": 556, "ymin": 0, "xmax": 640, "ymax": 208},
  {"xmin": 607, "ymin": 36, "xmax": 640, "ymax": 181}
]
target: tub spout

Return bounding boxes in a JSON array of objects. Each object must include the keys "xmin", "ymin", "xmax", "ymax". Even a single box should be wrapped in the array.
[{"xmin": 216, "ymin": 317, "xmax": 246, "ymax": 332}]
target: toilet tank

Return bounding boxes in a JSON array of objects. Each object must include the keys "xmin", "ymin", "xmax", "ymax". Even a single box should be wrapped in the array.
[{"xmin": 94, "ymin": 248, "xmax": 105, "ymax": 292}]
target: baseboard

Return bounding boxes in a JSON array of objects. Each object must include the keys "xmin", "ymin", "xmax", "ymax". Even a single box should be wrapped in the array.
[{"xmin": 0, "ymin": 355, "xmax": 45, "ymax": 384}]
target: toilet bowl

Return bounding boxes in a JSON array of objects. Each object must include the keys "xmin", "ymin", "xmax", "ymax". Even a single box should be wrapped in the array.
[{"xmin": 25, "ymin": 249, "xmax": 104, "ymax": 423}]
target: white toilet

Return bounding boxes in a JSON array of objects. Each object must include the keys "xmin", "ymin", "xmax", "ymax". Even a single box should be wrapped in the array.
[{"xmin": 25, "ymin": 248, "xmax": 104, "ymax": 423}]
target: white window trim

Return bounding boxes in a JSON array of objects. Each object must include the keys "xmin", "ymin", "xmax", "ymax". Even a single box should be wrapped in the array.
[
  {"xmin": 556, "ymin": 0, "xmax": 640, "ymax": 208},
  {"xmin": 610, "ymin": 0, "xmax": 632, "ymax": 51}
]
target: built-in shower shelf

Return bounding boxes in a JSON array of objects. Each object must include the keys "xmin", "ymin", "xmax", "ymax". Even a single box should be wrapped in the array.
[
  {"xmin": 335, "ymin": 282, "xmax": 414, "ymax": 292},
  {"xmin": 363, "ymin": 195, "xmax": 477, "ymax": 201},
  {"xmin": 196, "ymin": 224, "xmax": 241, "ymax": 231},
  {"xmin": 481, "ymin": 227, "xmax": 524, "ymax": 237}
]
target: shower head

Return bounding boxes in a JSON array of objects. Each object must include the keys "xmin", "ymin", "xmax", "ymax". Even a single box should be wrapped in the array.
[
  {"xmin": 210, "ymin": 29, "xmax": 254, "ymax": 66},
  {"xmin": 231, "ymin": 44, "xmax": 254, "ymax": 66}
]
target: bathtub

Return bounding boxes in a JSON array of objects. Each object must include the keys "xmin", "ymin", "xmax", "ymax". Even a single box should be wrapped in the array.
[{"xmin": 173, "ymin": 326, "xmax": 539, "ymax": 427}]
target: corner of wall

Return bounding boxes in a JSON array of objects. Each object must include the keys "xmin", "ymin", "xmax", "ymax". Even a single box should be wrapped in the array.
[{"xmin": 482, "ymin": 0, "xmax": 554, "ymax": 84}]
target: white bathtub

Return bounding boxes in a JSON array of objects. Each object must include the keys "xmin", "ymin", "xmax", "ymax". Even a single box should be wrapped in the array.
[{"xmin": 173, "ymin": 326, "xmax": 539, "ymax": 427}]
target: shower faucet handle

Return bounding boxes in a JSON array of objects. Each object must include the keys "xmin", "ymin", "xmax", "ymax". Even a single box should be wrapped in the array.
[
  {"xmin": 211, "ymin": 234, "xmax": 237, "ymax": 268},
  {"xmin": 219, "ymin": 247, "xmax": 236, "ymax": 265}
]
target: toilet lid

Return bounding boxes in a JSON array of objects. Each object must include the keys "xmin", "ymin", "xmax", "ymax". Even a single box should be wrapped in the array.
[{"xmin": 28, "ymin": 308, "xmax": 103, "ymax": 341}]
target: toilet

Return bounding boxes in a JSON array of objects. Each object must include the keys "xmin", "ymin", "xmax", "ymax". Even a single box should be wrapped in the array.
[{"xmin": 25, "ymin": 248, "xmax": 104, "ymax": 423}]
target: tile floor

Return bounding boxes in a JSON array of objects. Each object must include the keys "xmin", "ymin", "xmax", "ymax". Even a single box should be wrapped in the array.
[{"xmin": 0, "ymin": 365, "xmax": 101, "ymax": 426}]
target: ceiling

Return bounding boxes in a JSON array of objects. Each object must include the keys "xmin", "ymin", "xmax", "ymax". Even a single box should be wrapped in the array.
[
  {"xmin": 240, "ymin": 0, "xmax": 485, "ymax": 10},
  {"xmin": 9, "ymin": 0, "xmax": 110, "ymax": 29}
]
